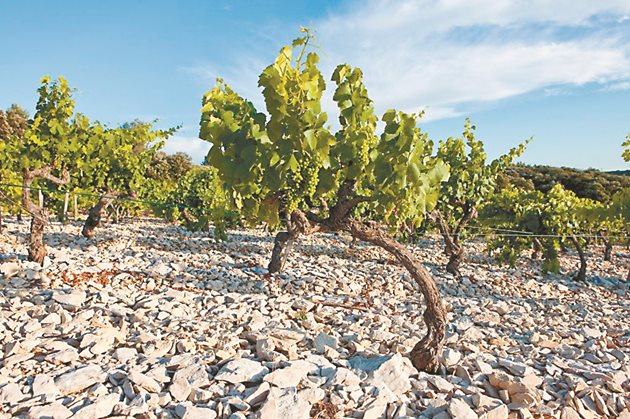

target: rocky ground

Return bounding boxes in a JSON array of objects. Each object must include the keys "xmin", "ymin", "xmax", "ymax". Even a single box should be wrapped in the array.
[{"xmin": 0, "ymin": 217, "xmax": 628, "ymax": 419}]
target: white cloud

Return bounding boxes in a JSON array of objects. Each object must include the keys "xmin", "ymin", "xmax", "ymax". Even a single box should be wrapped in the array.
[
  {"xmin": 543, "ymin": 87, "xmax": 571, "ymax": 97},
  {"xmin": 416, "ymin": 106, "xmax": 462, "ymax": 122},
  {"xmin": 314, "ymin": 0, "xmax": 630, "ymax": 117},
  {"xmin": 602, "ymin": 80, "xmax": 630, "ymax": 91},
  {"xmin": 320, "ymin": 0, "xmax": 630, "ymax": 36},
  {"xmin": 162, "ymin": 135, "xmax": 211, "ymax": 162},
  {"xmin": 180, "ymin": 0, "xmax": 630, "ymax": 128}
]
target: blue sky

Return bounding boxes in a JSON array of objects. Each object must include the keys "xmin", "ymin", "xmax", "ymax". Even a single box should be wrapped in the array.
[{"xmin": 1, "ymin": 0, "xmax": 629, "ymax": 170}]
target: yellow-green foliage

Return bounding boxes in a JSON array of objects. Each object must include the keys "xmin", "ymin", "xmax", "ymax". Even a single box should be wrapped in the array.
[
  {"xmin": 486, "ymin": 184, "xmax": 600, "ymax": 273},
  {"xmin": 199, "ymin": 30, "xmax": 449, "ymax": 233}
]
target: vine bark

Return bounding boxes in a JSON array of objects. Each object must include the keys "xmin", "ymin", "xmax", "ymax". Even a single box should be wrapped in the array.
[
  {"xmin": 342, "ymin": 220, "xmax": 446, "ymax": 373},
  {"xmin": 570, "ymin": 236, "xmax": 587, "ymax": 282},
  {"xmin": 22, "ymin": 166, "xmax": 69, "ymax": 264},
  {"xmin": 598, "ymin": 230, "xmax": 612, "ymax": 262},
  {"xmin": 82, "ymin": 192, "xmax": 119, "ymax": 239},
  {"xmin": 266, "ymin": 184, "xmax": 447, "ymax": 373},
  {"xmin": 431, "ymin": 205, "xmax": 478, "ymax": 276}
]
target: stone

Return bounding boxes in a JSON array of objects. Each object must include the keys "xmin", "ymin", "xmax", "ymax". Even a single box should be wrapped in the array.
[
  {"xmin": 581, "ymin": 326, "xmax": 602, "ymax": 340},
  {"xmin": 488, "ymin": 369, "xmax": 541, "ymax": 406},
  {"xmin": 158, "ymin": 391, "xmax": 173, "ymax": 407},
  {"xmin": 41, "ymin": 312, "xmax": 61, "ymax": 325},
  {"xmin": 189, "ymin": 388, "xmax": 213, "ymax": 403},
  {"xmin": 610, "ymin": 349, "xmax": 627, "ymax": 362},
  {"xmin": 371, "ymin": 354, "xmax": 413, "ymax": 398},
  {"xmin": 72, "ymin": 393, "xmax": 120, "ymax": 419},
  {"xmin": 442, "ymin": 348, "xmax": 463, "ymax": 367},
  {"xmin": 456, "ymin": 365, "xmax": 473, "ymax": 382},
  {"xmin": 448, "ymin": 398, "xmax": 477, "ymax": 419},
  {"xmin": 498, "ymin": 389, "xmax": 510, "ymax": 404},
  {"xmin": 488, "ymin": 371, "xmax": 514, "ymax": 390},
  {"xmin": 113, "ymin": 347, "xmax": 138, "ymax": 362},
  {"xmin": 128, "ymin": 370, "xmax": 162, "ymax": 393},
  {"xmin": 474, "ymin": 359, "xmax": 493, "ymax": 374},
  {"xmin": 0, "ymin": 261, "xmax": 21, "ymax": 278},
  {"xmin": 560, "ymin": 406, "xmax": 581, "ymax": 419},
  {"xmin": 52, "ymin": 289, "xmax": 86, "ymax": 309},
  {"xmin": 591, "ymin": 390, "xmax": 609, "ymax": 416},
  {"xmin": 326, "ymin": 367, "xmax": 361, "ymax": 389},
  {"xmin": 472, "ymin": 393, "xmax": 500, "ymax": 409},
  {"xmin": 179, "ymin": 405, "xmax": 218, "ymax": 419},
  {"xmin": 0, "ymin": 382, "xmax": 23, "ymax": 403},
  {"xmin": 256, "ymin": 338, "xmax": 283, "ymax": 362},
  {"xmin": 538, "ymin": 339, "xmax": 560, "ymax": 349},
  {"xmin": 259, "ymin": 387, "xmax": 310, "ymax": 419},
  {"xmin": 55, "ymin": 365, "xmax": 105, "ymax": 395},
  {"xmin": 264, "ymin": 360, "xmax": 316, "ymax": 388},
  {"xmin": 27, "ymin": 402, "xmax": 73, "ymax": 419},
  {"xmin": 226, "ymin": 397, "xmax": 249, "ymax": 411},
  {"xmin": 349, "ymin": 354, "xmax": 390, "ymax": 372},
  {"xmin": 493, "ymin": 302, "xmax": 510, "ymax": 315},
  {"xmin": 244, "ymin": 382, "xmax": 271, "ymax": 406},
  {"xmin": 269, "ymin": 328, "xmax": 305, "ymax": 342},
  {"xmin": 313, "ymin": 332, "xmax": 338, "ymax": 353},
  {"xmin": 363, "ymin": 397, "xmax": 388, "ymax": 419},
  {"xmin": 511, "ymin": 392, "xmax": 537, "ymax": 405},
  {"xmin": 486, "ymin": 404, "xmax": 509, "ymax": 419},
  {"xmin": 0, "ymin": 215, "xmax": 628, "ymax": 419},
  {"xmin": 172, "ymin": 364, "xmax": 210, "ymax": 388},
  {"xmin": 46, "ymin": 348, "xmax": 79, "ymax": 364},
  {"xmin": 4, "ymin": 352, "xmax": 34, "ymax": 368},
  {"xmin": 298, "ymin": 387, "xmax": 326, "ymax": 403},
  {"xmin": 32, "ymin": 374, "xmax": 59, "ymax": 397},
  {"xmin": 498, "ymin": 359, "xmax": 531, "ymax": 377},
  {"xmin": 169, "ymin": 377, "xmax": 191, "ymax": 402},
  {"xmin": 215, "ymin": 358, "xmax": 268, "ymax": 384},
  {"xmin": 427, "ymin": 375, "xmax": 455, "ymax": 393}
]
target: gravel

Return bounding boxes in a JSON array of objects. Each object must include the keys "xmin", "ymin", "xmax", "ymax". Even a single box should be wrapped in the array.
[{"xmin": 0, "ymin": 217, "xmax": 628, "ymax": 418}]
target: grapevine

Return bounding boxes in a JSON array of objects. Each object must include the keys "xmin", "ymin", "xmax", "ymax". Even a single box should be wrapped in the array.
[{"xmin": 199, "ymin": 30, "xmax": 450, "ymax": 373}]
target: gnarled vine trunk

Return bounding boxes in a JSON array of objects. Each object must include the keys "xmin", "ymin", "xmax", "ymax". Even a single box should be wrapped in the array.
[
  {"xmin": 28, "ymin": 207, "xmax": 48, "ymax": 263},
  {"xmin": 343, "ymin": 220, "xmax": 446, "ymax": 373},
  {"xmin": 431, "ymin": 206, "xmax": 477, "ymax": 276},
  {"xmin": 267, "ymin": 216, "xmax": 447, "ymax": 372},
  {"xmin": 532, "ymin": 238, "xmax": 542, "ymax": 259},
  {"xmin": 181, "ymin": 208, "xmax": 196, "ymax": 231},
  {"xmin": 570, "ymin": 236, "xmax": 587, "ymax": 282},
  {"xmin": 22, "ymin": 166, "xmax": 69, "ymax": 265},
  {"xmin": 598, "ymin": 231, "xmax": 612, "ymax": 262},
  {"xmin": 82, "ymin": 193, "xmax": 117, "ymax": 239},
  {"xmin": 266, "ymin": 178, "xmax": 447, "ymax": 372},
  {"xmin": 268, "ymin": 211, "xmax": 317, "ymax": 273},
  {"xmin": 113, "ymin": 205, "xmax": 122, "ymax": 224},
  {"xmin": 603, "ymin": 242, "xmax": 613, "ymax": 262},
  {"xmin": 268, "ymin": 230, "xmax": 297, "ymax": 273},
  {"xmin": 266, "ymin": 211, "xmax": 446, "ymax": 371},
  {"xmin": 446, "ymin": 248, "xmax": 464, "ymax": 276},
  {"xmin": 559, "ymin": 240, "xmax": 568, "ymax": 253}
]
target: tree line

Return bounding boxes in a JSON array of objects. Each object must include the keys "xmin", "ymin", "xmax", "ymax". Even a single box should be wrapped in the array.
[{"xmin": 498, "ymin": 164, "xmax": 630, "ymax": 203}]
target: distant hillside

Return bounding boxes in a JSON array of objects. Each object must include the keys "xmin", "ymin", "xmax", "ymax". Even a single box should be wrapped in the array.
[
  {"xmin": 498, "ymin": 164, "xmax": 630, "ymax": 202},
  {"xmin": 606, "ymin": 169, "xmax": 630, "ymax": 177}
]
